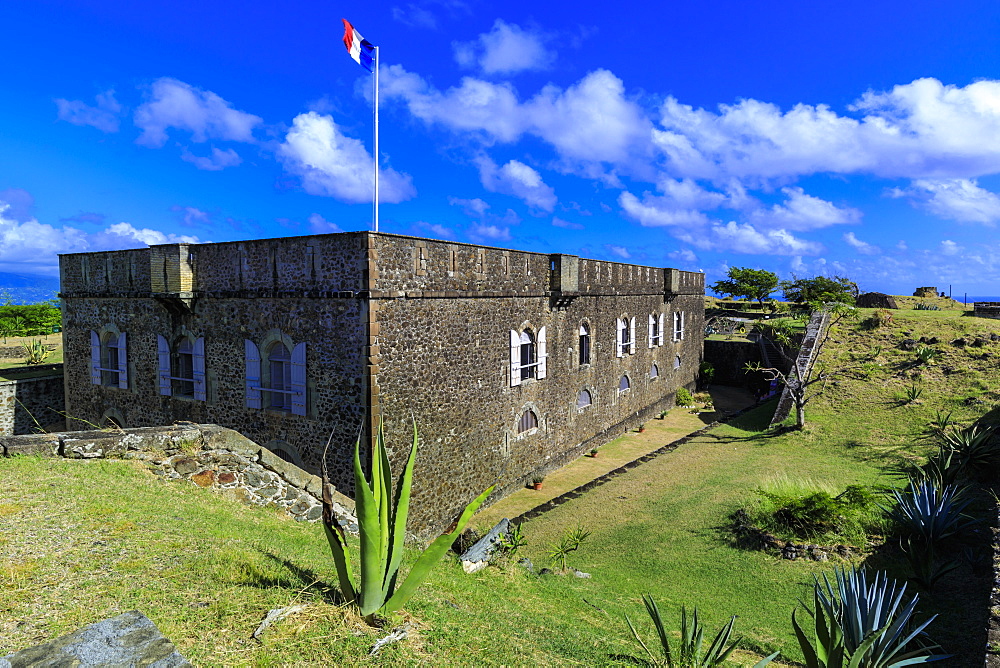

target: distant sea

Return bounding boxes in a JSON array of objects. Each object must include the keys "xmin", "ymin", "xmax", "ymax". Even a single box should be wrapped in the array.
[{"xmin": 954, "ymin": 295, "xmax": 1000, "ymax": 304}]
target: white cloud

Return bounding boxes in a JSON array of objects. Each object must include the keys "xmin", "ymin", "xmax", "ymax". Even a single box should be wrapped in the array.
[
  {"xmin": 552, "ymin": 217, "xmax": 584, "ymax": 230},
  {"xmin": 134, "ymin": 78, "xmax": 262, "ymax": 147},
  {"xmin": 382, "ymin": 66, "xmax": 651, "ymax": 170},
  {"xmin": 678, "ymin": 221, "xmax": 823, "ymax": 256},
  {"xmin": 308, "ymin": 213, "xmax": 343, "ymax": 234},
  {"xmin": 475, "ymin": 157, "xmax": 556, "ymax": 211},
  {"xmin": 448, "ymin": 197, "xmax": 491, "ymax": 217},
  {"xmin": 896, "ymin": 240, "xmax": 908, "ymax": 251},
  {"xmin": 894, "ymin": 178, "xmax": 1000, "ymax": 225},
  {"xmin": 843, "ymin": 231, "xmax": 880, "ymax": 255},
  {"xmin": 180, "ymin": 146, "xmax": 242, "ymax": 171},
  {"xmin": 654, "ymin": 78, "xmax": 1000, "ymax": 184},
  {"xmin": 940, "ymin": 239, "xmax": 962, "ymax": 255},
  {"xmin": 453, "ymin": 20, "xmax": 550, "ymax": 75},
  {"xmin": 469, "ymin": 223, "xmax": 511, "ymax": 242},
  {"xmin": 414, "ymin": 221, "xmax": 456, "ymax": 239},
  {"xmin": 55, "ymin": 90, "xmax": 122, "ymax": 133},
  {"xmin": 0, "ymin": 201, "xmax": 200, "ymax": 274},
  {"xmin": 668, "ymin": 248, "xmax": 698, "ymax": 263},
  {"xmin": 278, "ymin": 112, "xmax": 415, "ymax": 204},
  {"xmin": 605, "ymin": 244, "xmax": 631, "ymax": 259},
  {"xmin": 749, "ymin": 187, "xmax": 861, "ymax": 231},
  {"xmin": 618, "ymin": 191, "xmax": 712, "ymax": 227}
]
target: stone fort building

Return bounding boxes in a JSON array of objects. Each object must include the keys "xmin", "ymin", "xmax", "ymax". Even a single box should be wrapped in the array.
[{"xmin": 59, "ymin": 232, "xmax": 704, "ymax": 535}]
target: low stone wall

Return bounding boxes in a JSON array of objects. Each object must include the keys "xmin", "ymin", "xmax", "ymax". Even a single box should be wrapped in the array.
[
  {"xmin": 0, "ymin": 372, "xmax": 65, "ymax": 436},
  {"xmin": 0, "ymin": 343, "xmax": 58, "ymax": 359},
  {"xmin": 0, "ymin": 423, "xmax": 357, "ymax": 532}
]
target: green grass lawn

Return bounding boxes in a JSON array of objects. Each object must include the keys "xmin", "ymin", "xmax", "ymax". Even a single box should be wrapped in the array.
[{"xmin": 1, "ymin": 306, "xmax": 996, "ymax": 665}]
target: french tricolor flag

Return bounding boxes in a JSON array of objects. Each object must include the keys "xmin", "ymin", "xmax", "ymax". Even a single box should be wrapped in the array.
[{"xmin": 342, "ymin": 19, "xmax": 375, "ymax": 72}]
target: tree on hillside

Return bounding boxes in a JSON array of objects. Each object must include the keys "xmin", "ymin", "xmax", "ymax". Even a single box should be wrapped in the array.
[
  {"xmin": 710, "ymin": 267, "xmax": 779, "ymax": 306},
  {"xmin": 780, "ymin": 275, "xmax": 858, "ymax": 305},
  {"xmin": 745, "ymin": 303, "xmax": 858, "ymax": 430}
]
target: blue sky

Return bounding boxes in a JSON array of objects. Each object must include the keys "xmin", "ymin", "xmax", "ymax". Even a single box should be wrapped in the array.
[{"xmin": 4, "ymin": 0, "xmax": 1000, "ymax": 295}]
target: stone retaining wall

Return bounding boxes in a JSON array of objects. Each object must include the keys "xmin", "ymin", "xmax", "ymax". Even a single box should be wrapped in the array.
[
  {"xmin": 0, "ymin": 423, "xmax": 357, "ymax": 532},
  {"xmin": 0, "ymin": 372, "xmax": 64, "ymax": 436}
]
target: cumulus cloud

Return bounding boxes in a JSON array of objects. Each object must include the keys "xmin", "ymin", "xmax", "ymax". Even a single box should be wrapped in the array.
[
  {"xmin": 475, "ymin": 157, "xmax": 556, "ymax": 211},
  {"xmin": 940, "ymin": 239, "xmax": 962, "ymax": 255},
  {"xmin": 552, "ymin": 217, "xmax": 584, "ymax": 230},
  {"xmin": 55, "ymin": 90, "xmax": 122, "ymax": 133},
  {"xmin": 170, "ymin": 206, "xmax": 212, "ymax": 227},
  {"xmin": 892, "ymin": 178, "xmax": 1000, "ymax": 225},
  {"xmin": 655, "ymin": 78, "xmax": 1000, "ymax": 184},
  {"xmin": 181, "ymin": 146, "xmax": 242, "ymax": 171},
  {"xmin": 0, "ymin": 200, "xmax": 200, "ymax": 274},
  {"xmin": 469, "ymin": 223, "xmax": 511, "ymax": 242},
  {"xmin": 308, "ymin": 213, "xmax": 343, "ymax": 234},
  {"xmin": 677, "ymin": 221, "xmax": 823, "ymax": 256},
  {"xmin": 749, "ymin": 187, "xmax": 861, "ymax": 231},
  {"xmin": 617, "ymin": 179, "xmax": 730, "ymax": 228},
  {"xmin": 668, "ymin": 248, "xmax": 698, "ymax": 263},
  {"xmin": 134, "ymin": 78, "xmax": 262, "ymax": 147},
  {"xmin": 414, "ymin": 221, "xmax": 456, "ymax": 239},
  {"xmin": 448, "ymin": 196, "xmax": 491, "ymax": 217},
  {"xmin": 278, "ymin": 112, "xmax": 415, "ymax": 204},
  {"xmin": 605, "ymin": 244, "xmax": 631, "ymax": 259},
  {"xmin": 843, "ymin": 231, "xmax": 880, "ymax": 255},
  {"xmin": 0, "ymin": 189, "xmax": 35, "ymax": 222},
  {"xmin": 382, "ymin": 66, "xmax": 651, "ymax": 170},
  {"xmin": 453, "ymin": 20, "xmax": 550, "ymax": 75}
]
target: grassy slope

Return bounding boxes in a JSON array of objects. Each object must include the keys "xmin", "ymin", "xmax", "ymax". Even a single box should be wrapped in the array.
[{"xmin": 2, "ymin": 306, "xmax": 997, "ymax": 665}]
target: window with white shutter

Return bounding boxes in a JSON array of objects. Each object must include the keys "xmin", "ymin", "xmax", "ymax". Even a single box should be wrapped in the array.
[{"xmin": 245, "ymin": 339, "xmax": 262, "ymax": 409}]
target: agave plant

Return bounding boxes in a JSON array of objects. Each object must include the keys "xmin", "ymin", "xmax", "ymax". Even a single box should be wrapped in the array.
[
  {"xmin": 790, "ymin": 567, "xmax": 949, "ymax": 667},
  {"xmin": 320, "ymin": 422, "xmax": 494, "ymax": 625},
  {"xmin": 901, "ymin": 383, "xmax": 922, "ymax": 405},
  {"xmin": 900, "ymin": 536, "xmax": 959, "ymax": 591},
  {"xmin": 938, "ymin": 422, "xmax": 999, "ymax": 474},
  {"xmin": 626, "ymin": 597, "xmax": 778, "ymax": 667},
  {"xmin": 21, "ymin": 339, "xmax": 50, "ymax": 365},
  {"xmin": 911, "ymin": 448, "xmax": 963, "ymax": 490},
  {"xmin": 884, "ymin": 479, "xmax": 976, "ymax": 545},
  {"xmin": 914, "ymin": 346, "xmax": 939, "ymax": 364}
]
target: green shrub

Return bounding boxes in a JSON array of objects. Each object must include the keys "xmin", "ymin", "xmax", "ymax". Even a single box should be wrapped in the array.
[
  {"xmin": 675, "ymin": 387, "xmax": 694, "ymax": 407},
  {"xmin": 745, "ymin": 479, "xmax": 886, "ymax": 544}
]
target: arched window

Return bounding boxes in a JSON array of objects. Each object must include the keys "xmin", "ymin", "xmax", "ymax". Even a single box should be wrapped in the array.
[
  {"xmin": 244, "ymin": 335, "xmax": 307, "ymax": 415},
  {"xmin": 649, "ymin": 313, "xmax": 663, "ymax": 347},
  {"xmin": 579, "ymin": 323, "xmax": 591, "ymax": 365},
  {"xmin": 650, "ymin": 363, "xmax": 659, "ymax": 379},
  {"xmin": 617, "ymin": 317, "xmax": 636, "ymax": 357},
  {"xmin": 619, "ymin": 375, "xmax": 631, "ymax": 393},
  {"xmin": 674, "ymin": 355, "xmax": 682, "ymax": 370},
  {"xmin": 577, "ymin": 389, "xmax": 592, "ymax": 408},
  {"xmin": 158, "ymin": 335, "xmax": 206, "ymax": 401},
  {"xmin": 267, "ymin": 342, "xmax": 293, "ymax": 410},
  {"xmin": 509, "ymin": 326, "xmax": 547, "ymax": 386},
  {"xmin": 518, "ymin": 409, "xmax": 538, "ymax": 434},
  {"xmin": 519, "ymin": 329, "xmax": 536, "ymax": 381},
  {"xmin": 91, "ymin": 328, "xmax": 127, "ymax": 389}
]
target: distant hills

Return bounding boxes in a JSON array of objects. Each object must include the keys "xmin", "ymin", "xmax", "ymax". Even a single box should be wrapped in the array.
[{"xmin": 0, "ymin": 272, "xmax": 60, "ymax": 304}]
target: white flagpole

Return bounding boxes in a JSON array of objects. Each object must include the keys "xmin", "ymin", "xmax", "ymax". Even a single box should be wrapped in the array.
[{"xmin": 373, "ymin": 46, "xmax": 379, "ymax": 233}]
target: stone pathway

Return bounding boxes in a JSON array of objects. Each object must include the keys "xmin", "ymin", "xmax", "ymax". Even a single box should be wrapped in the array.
[{"xmin": 473, "ymin": 385, "xmax": 755, "ymax": 529}]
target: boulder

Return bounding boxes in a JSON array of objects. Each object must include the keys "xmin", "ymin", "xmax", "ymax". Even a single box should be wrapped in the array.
[{"xmin": 0, "ymin": 610, "xmax": 190, "ymax": 667}]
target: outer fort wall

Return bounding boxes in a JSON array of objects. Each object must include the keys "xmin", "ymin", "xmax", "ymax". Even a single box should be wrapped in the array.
[
  {"xmin": 370, "ymin": 234, "xmax": 704, "ymax": 535},
  {"xmin": 0, "ymin": 373, "xmax": 65, "ymax": 436}
]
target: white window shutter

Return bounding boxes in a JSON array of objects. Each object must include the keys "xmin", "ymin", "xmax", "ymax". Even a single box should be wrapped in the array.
[
  {"xmin": 116, "ymin": 332, "xmax": 128, "ymax": 389},
  {"xmin": 648, "ymin": 314, "xmax": 654, "ymax": 349},
  {"xmin": 245, "ymin": 339, "xmax": 262, "ymax": 409},
  {"xmin": 537, "ymin": 326, "xmax": 547, "ymax": 379},
  {"xmin": 658, "ymin": 313, "xmax": 665, "ymax": 346},
  {"xmin": 616, "ymin": 319, "xmax": 624, "ymax": 358},
  {"xmin": 680, "ymin": 311, "xmax": 686, "ymax": 340},
  {"xmin": 193, "ymin": 337, "xmax": 207, "ymax": 401},
  {"xmin": 629, "ymin": 317, "xmax": 636, "ymax": 354},
  {"xmin": 157, "ymin": 335, "xmax": 171, "ymax": 396},
  {"xmin": 673, "ymin": 312, "xmax": 680, "ymax": 341},
  {"xmin": 291, "ymin": 342, "xmax": 307, "ymax": 416},
  {"xmin": 90, "ymin": 330, "xmax": 101, "ymax": 385},
  {"xmin": 509, "ymin": 330, "xmax": 521, "ymax": 386}
]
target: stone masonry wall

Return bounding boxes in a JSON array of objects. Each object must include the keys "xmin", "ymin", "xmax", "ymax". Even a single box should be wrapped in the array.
[
  {"xmin": 0, "ymin": 373, "xmax": 65, "ymax": 436},
  {"xmin": 59, "ymin": 232, "xmax": 704, "ymax": 538},
  {"xmin": 0, "ymin": 423, "xmax": 357, "ymax": 531}
]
